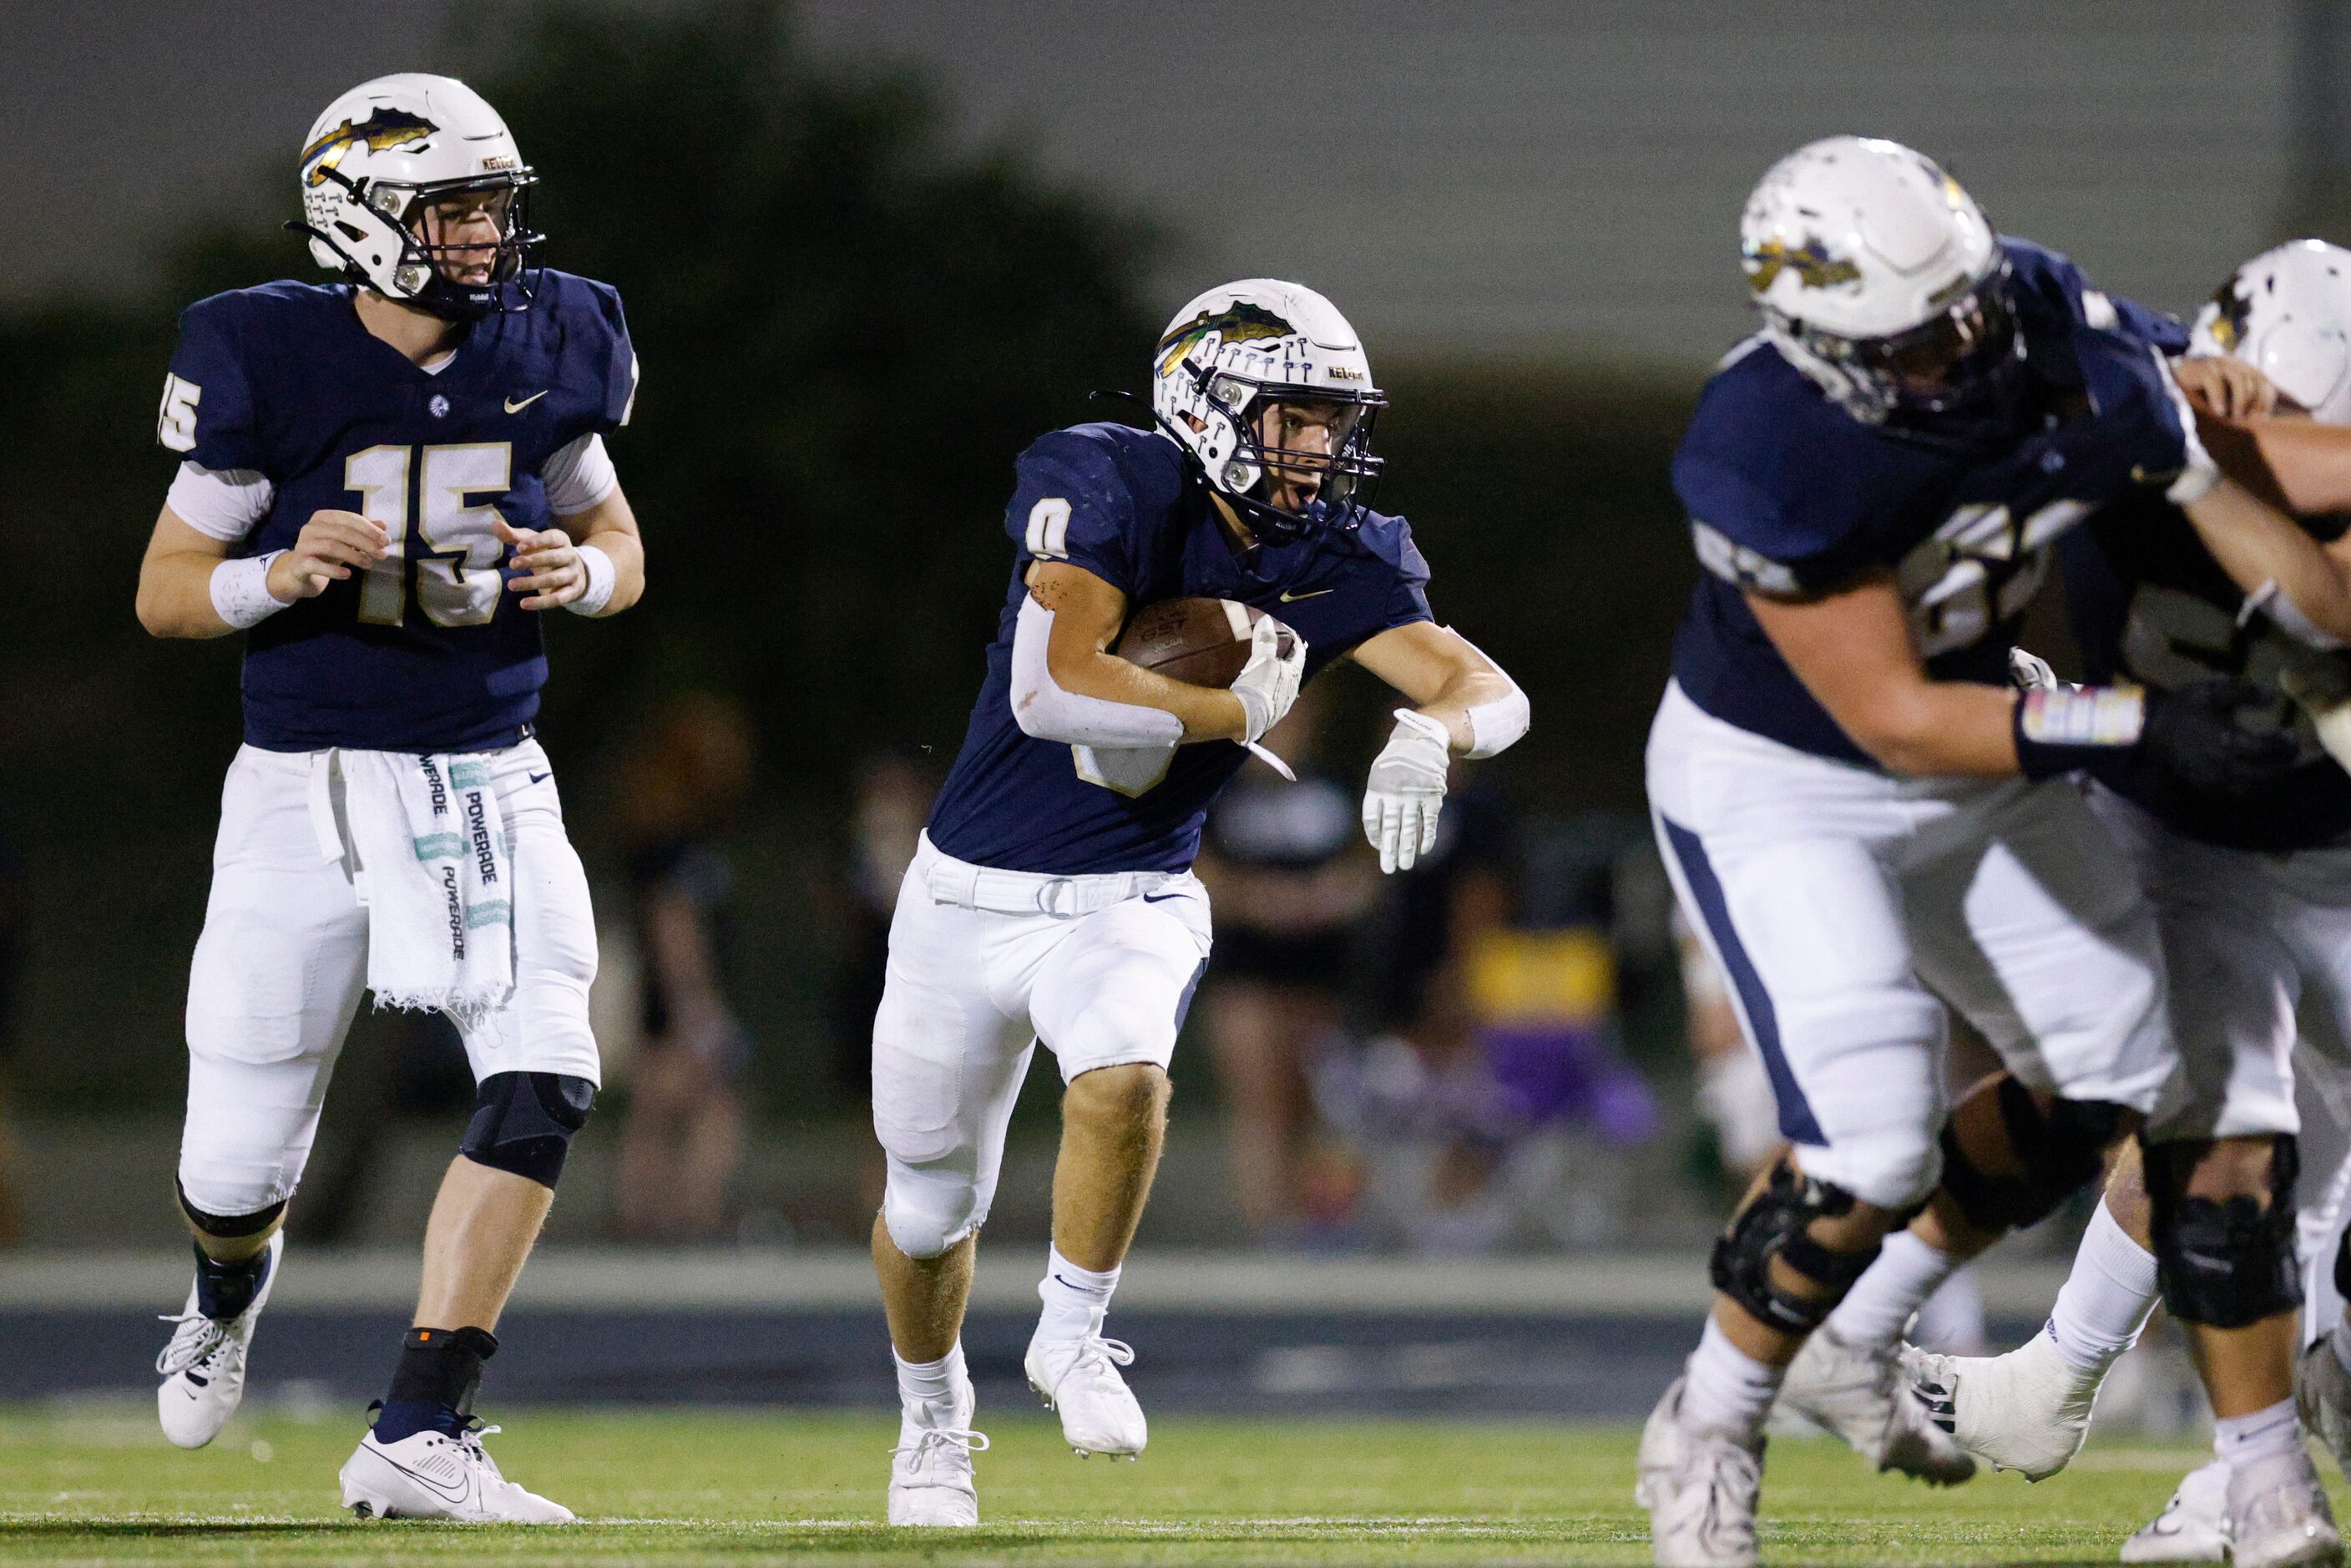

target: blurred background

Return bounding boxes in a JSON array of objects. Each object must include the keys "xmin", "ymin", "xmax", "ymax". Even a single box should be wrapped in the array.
[{"xmin": 0, "ymin": 0, "xmax": 2333, "ymax": 1427}]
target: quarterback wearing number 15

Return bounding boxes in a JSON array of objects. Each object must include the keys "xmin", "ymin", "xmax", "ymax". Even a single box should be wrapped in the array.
[{"xmin": 133, "ymin": 73, "xmax": 640, "ymax": 1522}]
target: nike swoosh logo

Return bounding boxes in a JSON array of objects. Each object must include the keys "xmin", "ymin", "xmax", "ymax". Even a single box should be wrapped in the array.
[
  {"xmin": 1140, "ymin": 892, "xmax": 1188, "ymax": 904},
  {"xmin": 503, "ymin": 390, "xmax": 549, "ymax": 413},
  {"xmin": 528, "ymin": 771, "xmax": 551, "ymax": 784},
  {"xmin": 1278, "ymin": 587, "xmax": 1335, "ymax": 603},
  {"xmin": 375, "ymin": 1447, "xmax": 474, "ymax": 1505}
]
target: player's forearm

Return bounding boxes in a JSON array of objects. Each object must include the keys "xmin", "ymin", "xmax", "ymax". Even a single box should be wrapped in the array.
[
  {"xmin": 575, "ymin": 523, "xmax": 645, "ymax": 617},
  {"xmin": 1833, "ymin": 681, "xmax": 2021, "ymax": 777},
  {"xmin": 2181, "ymin": 476, "xmax": 2351, "ymax": 644},
  {"xmin": 134, "ymin": 553, "xmax": 237, "ymax": 639},
  {"xmin": 1053, "ymin": 649, "xmax": 1246, "ymax": 741},
  {"xmin": 2225, "ymin": 416, "xmax": 2351, "ymax": 517},
  {"xmin": 1410, "ymin": 668, "xmax": 1519, "ymax": 754}
]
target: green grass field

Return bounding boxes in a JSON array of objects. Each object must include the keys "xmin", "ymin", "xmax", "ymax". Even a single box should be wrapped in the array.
[{"xmin": 0, "ymin": 1404, "xmax": 2296, "ymax": 1565}]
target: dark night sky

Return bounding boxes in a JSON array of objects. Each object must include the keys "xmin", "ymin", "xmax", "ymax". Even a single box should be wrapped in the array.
[{"xmin": 2, "ymin": 0, "xmax": 2298, "ymax": 362}]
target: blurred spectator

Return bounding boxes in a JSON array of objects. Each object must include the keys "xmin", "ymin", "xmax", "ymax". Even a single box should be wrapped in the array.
[
  {"xmin": 610, "ymin": 695, "xmax": 758, "ymax": 1243},
  {"xmin": 1193, "ymin": 689, "xmax": 1378, "ymax": 1242},
  {"xmin": 1316, "ymin": 771, "xmax": 1660, "ymax": 1252}
]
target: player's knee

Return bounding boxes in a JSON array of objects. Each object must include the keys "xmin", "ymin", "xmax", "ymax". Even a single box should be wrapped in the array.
[
  {"xmin": 1063, "ymin": 1060, "xmax": 1170, "ymax": 1136},
  {"xmin": 1936, "ymin": 1081, "xmax": 2127, "ymax": 1236},
  {"xmin": 1837, "ymin": 1126, "xmax": 1944, "ymax": 1213},
  {"xmin": 2147, "ymin": 1135, "xmax": 2304, "ymax": 1328},
  {"xmin": 1710, "ymin": 1157, "xmax": 1888, "ymax": 1334},
  {"xmin": 880, "ymin": 1161, "xmax": 987, "ymax": 1261},
  {"xmin": 458, "ymin": 1071, "xmax": 594, "ymax": 1189}
]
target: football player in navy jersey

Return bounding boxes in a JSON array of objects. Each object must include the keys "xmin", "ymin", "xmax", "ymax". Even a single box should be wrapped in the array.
[
  {"xmin": 872, "ymin": 280, "xmax": 1526, "ymax": 1525},
  {"xmin": 132, "ymin": 74, "xmax": 642, "ymax": 1522},
  {"xmin": 1872, "ymin": 241, "xmax": 2351, "ymax": 1565},
  {"xmin": 1636, "ymin": 137, "xmax": 2335, "ymax": 1568}
]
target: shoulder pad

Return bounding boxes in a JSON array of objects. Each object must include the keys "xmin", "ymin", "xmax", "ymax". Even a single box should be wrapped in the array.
[
  {"xmin": 1347, "ymin": 509, "xmax": 1431, "ymax": 588},
  {"xmin": 1672, "ymin": 346, "xmax": 1913, "ymax": 586}
]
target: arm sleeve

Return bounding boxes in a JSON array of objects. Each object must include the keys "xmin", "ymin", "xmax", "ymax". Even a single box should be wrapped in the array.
[
  {"xmin": 158, "ymin": 300, "xmax": 262, "ymax": 472},
  {"xmin": 165, "ymin": 462, "xmax": 276, "ymax": 543},
  {"xmin": 1007, "ymin": 595, "xmax": 1186, "ymax": 747},
  {"xmin": 541, "ymin": 433, "xmax": 619, "ymax": 516},
  {"xmin": 1004, "ymin": 432, "xmax": 1141, "ymax": 594}
]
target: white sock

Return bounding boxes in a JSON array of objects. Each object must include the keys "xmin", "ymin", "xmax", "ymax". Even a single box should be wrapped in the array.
[
  {"xmin": 1819, "ymin": 1231, "xmax": 1958, "ymax": 1351},
  {"xmin": 2045, "ymin": 1198, "xmax": 2161, "ymax": 1377},
  {"xmin": 893, "ymin": 1343, "xmax": 967, "ymax": 1425},
  {"xmin": 1909, "ymin": 1267, "xmax": 1988, "ymax": 1356},
  {"xmin": 2214, "ymin": 1397, "xmax": 2302, "ymax": 1473},
  {"xmin": 1679, "ymin": 1317, "xmax": 1784, "ymax": 1442},
  {"xmin": 1037, "ymin": 1245, "xmax": 1120, "ymax": 1341},
  {"xmin": 2331, "ymin": 1315, "xmax": 2351, "ymax": 1378}
]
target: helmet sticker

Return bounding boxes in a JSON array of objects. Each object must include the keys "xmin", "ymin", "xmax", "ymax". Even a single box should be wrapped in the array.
[
  {"xmin": 1155, "ymin": 302, "xmax": 1297, "ymax": 377},
  {"xmin": 301, "ymin": 107, "xmax": 439, "ymax": 187},
  {"xmin": 1743, "ymin": 236, "xmax": 1862, "ymax": 293}
]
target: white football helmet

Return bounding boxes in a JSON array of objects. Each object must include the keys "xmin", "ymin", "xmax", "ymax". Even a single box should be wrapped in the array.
[
  {"xmin": 2191, "ymin": 240, "xmax": 2351, "ymax": 425},
  {"xmin": 1150, "ymin": 279, "xmax": 1385, "ymax": 539},
  {"xmin": 1742, "ymin": 136, "xmax": 2019, "ymax": 427},
  {"xmin": 296, "ymin": 73, "xmax": 540, "ymax": 321}
]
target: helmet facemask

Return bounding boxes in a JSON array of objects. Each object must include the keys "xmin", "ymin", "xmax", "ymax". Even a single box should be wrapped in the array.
[{"xmin": 1165, "ymin": 357, "xmax": 1386, "ymax": 544}]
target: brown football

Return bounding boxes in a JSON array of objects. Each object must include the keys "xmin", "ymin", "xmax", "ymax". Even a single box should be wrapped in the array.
[{"xmin": 1113, "ymin": 597, "xmax": 1271, "ymax": 689}]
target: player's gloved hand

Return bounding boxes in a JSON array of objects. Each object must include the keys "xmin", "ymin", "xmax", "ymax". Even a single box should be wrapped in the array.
[
  {"xmin": 268, "ymin": 508, "xmax": 391, "ymax": 600},
  {"xmin": 2136, "ymin": 675, "xmax": 2301, "ymax": 796},
  {"xmin": 493, "ymin": 518, "xmax": 585, "ymax": 609},
  {"xmin": 1362, "ymin": 709, "xmax": 1453, "ymax": 874},
  {"xmin": 1230, "ymin": 614, "xmax": 1306, "ymax": 746},
  {"xmin": 2007, "ymin": 646, "xmax": 2064, "ymax": 693}
]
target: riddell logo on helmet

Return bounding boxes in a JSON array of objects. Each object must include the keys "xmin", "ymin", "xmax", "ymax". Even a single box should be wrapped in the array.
[
  {"xmin": 1327, "ymin": 365, "xmax": 1365, "ymax": 381},
  {"xmin": 300, "ymin": 108, "xmax": 438, "ymax": 185},
  {"xmin": 481, "ymin": 154, "xmax": 519, "ymax": 172}
]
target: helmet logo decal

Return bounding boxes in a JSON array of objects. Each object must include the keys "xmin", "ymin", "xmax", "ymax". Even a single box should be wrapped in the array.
[
  {"xmin": 1155, "ymin": 302, "xmax": 1297, "ymax": 377},
  {"xmin": 301, "ymin": 107, "xmax": 439, "ymax": 186},
  {"xmin": 2207, "ymin": 281, "xmax": 2252, "ymax": 353},
  {"xmin": 1744, "ymin": 236, "xmax": 1862, "ymax": 293}
]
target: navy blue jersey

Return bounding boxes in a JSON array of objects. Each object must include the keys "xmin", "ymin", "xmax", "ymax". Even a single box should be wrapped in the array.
[
  {"xmin": 2061, "ymin": 493, "xmax": 2351, "ymax": 851},
  {"xmin": 159, "ymin": 272, "xmax": 636, "ymax": 752},
  {"xmin": 1669, "ymin": 240, "xmax": 2202, "ymax": 765},
  {"xmin": 927, "ymin": 423, "xmax": 1433, "ymax": 874}
]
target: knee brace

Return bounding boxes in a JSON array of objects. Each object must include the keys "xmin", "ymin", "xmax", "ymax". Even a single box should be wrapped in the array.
[
  {"xmin": 2148, "ymin": 1136, "xmax": 2303, "ymax": 1329},
  {"xmin": 1709, "ymin": 1160, "xmax": 1882, "ymax": 1334},
  {"xmin": 1936, "ymin": 1082, "xmax": 2124, "ymax": 1235},
  {"xmin": 176, "ymin": 1179, "xmax": 286, "ymax": 1239},
  {"xmin": 2335, "ymin": 1221, "xmax": 2351, "ymax": 1305},
  {"xmin": 459, "ymin": 1072, "xmax": 594, "ymax": 1188}
]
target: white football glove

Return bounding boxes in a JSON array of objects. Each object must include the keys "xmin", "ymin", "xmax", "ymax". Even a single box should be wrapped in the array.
[
  {"xmin": 1229, "ymin": 615, "xmax": 1306, "ymax": 778},
  {"xmin": 1363, "ymin": 708, "xmax": 1453, "ymax": 873}
]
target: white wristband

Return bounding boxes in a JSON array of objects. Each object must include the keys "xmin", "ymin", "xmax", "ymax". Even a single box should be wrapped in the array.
[
  {"xmin": 565, "ymin": 542, "xmax": 617, "ymax": 616},
  {"xmin": 210, "ymin": 551, "xmax": 291, "ymax": 630}
]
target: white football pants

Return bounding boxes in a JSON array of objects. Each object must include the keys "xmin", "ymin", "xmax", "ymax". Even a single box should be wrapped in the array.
[
  {"xmin": 1646, "ymin": 680, "xmax": 2172, "ymax": 1211},
  {"xmin": 177, "ymin": 741, "xmax": 600, "ymax": 1218},
  {"xmin": 872, "ymin": 832, "xmax": 1212, "ymax": 1259}
]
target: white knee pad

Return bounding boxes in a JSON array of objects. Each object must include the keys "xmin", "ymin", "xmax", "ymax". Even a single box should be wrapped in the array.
[{"xmin": 880, "ymin": 1153, "xmax": 993, "ymax": 1261}]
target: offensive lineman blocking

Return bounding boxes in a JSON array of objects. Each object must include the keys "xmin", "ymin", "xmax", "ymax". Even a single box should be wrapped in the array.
[
  {"xmin": 135, "ymin": 74, "xmax": 641, "ymax": 1520},
  {"xmin": 872, "ymin": 280, "xmax": 1528, "ymax": 1525},
  {"xmin": 1640, "ymin": 138, "xmax": 2331, "ymax": 1568}
]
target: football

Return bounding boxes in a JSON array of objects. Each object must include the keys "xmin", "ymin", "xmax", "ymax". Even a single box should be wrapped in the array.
[{"xmin": 1113, "ymin": 596, "xmax": 1277, "ymax": 688}]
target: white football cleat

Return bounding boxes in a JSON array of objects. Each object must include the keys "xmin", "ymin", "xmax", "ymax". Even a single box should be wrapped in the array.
[
  {"xmin": 1904, "ymin": 1327, "xmax": 2098, "ymax": 1480},
  {"xmin": 155, "ymin": 1231, "xmax": 282, "ymax": 1449},
  {"xmin": 1775, "ymin": 1326, "xmax": 1975, "ymax": 1485},
  {"xmin": 1636, "ymin": 1376, "xmax": 1763, "ymax": 1568},
  {"xmin": 888, "ymin": 1424, "xmax": 989, "ymax": 1527},
  {"xmin": 2227, "ymin": 1446, "xmax": 2342, "ymax": 1568},
  {"xmin": 2298, "ymin": 1338, "xmax": 2351, "ymax": 1481},
  {"xmin": 889, "ymin": 1356, "xmax": 984, "ymax": 1528},
  {"xmin": 2120, "ymin": 1459, "xmax": 2230, "ymax": 1564},
  {"xmin": 338, "ymin": 1423, "xmax": 575, "ymax": 1522},
  {"xmin": 1025, "ymin": 1313, "xmax": 1146, "ymax": 1458}
]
